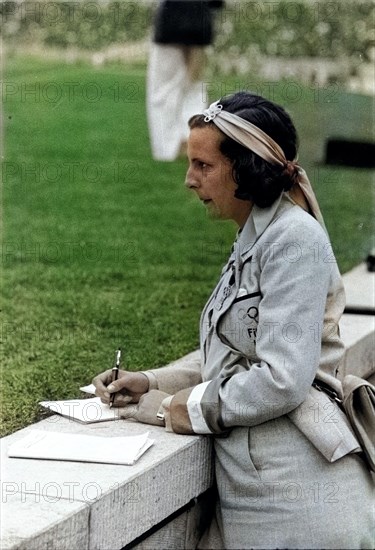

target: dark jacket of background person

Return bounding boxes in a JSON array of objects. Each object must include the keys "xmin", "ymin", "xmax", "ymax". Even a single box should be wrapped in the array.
[{"xmin": 154, "ymin": 0, "xmax": 224, "ymax": 46}]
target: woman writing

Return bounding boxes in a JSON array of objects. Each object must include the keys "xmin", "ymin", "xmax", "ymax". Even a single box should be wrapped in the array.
[{"xmin": 94, "ymin": 92, "xmax": 373, "ymax": 549}]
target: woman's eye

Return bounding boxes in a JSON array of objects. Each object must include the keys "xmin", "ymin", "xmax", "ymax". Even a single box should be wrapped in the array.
[{"xmin": 192, "ymin": 160, "xmax": 209, "ymax": 170}]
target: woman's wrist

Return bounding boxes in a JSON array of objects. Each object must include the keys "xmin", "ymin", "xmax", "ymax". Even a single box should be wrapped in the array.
[{"xmin": 141, "ymin": 370, "xmax": 158, "ymax": 391}]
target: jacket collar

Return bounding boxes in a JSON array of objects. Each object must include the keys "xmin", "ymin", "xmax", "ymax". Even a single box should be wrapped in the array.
[{"xmin": 237, "ymin": 193, "xmax": 294, "ymax": 259}]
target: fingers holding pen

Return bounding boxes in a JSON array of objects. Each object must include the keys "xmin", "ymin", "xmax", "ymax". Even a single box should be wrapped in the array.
[
  {"xmin": 93, "ymin": 371, "xmax": 130, "ymax": 405},
  {"xmin": 92, "ymin": 370, "xmax": 149, "ymax": 407},
  {"xmin": 92, "ymin": 369, "xmax": 116, "ymax": 401},
  {"xmin": 107, "ymin": 379, "xmax": 133, "ymax": 407}
]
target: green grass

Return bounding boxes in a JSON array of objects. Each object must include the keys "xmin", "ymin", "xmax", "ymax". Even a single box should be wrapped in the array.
[{"xmin": 1, "ymin": 55, "xmax": 374, "ymax": 436}]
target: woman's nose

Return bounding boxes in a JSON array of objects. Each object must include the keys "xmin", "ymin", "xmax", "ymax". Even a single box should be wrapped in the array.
[
  {"xmin": 185, "ymin": 179, "xmax": 197, "ymax": 189},
  {"xmin": 185, "ymin": 167, "xmax": 199, "ymax": 189}
]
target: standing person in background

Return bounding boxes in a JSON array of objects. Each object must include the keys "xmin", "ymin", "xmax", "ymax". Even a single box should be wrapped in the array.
[{"xmin": 147, "ymin": 0, "xmax": 224, "ymax": 161}]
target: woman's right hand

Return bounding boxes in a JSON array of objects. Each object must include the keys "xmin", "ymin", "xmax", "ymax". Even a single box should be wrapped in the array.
[{"xmin": 92, "ymin": 370, "xmax": 149, "ymax": 407}]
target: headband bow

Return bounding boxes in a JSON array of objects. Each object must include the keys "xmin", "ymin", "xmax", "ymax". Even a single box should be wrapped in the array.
[{"xmin": 202, "ymin": 100, "xmax": 325, "ymax": 229}]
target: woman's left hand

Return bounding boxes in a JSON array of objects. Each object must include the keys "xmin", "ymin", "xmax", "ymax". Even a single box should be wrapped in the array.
[{"xmin": 121, "ymin": 389, "xmax": 170, "ymax": 426}]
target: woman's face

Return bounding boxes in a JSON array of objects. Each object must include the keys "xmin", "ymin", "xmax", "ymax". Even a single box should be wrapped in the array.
[{"xmin": 185, "ymin": 126, "xmax": 252, "ymax": 227}]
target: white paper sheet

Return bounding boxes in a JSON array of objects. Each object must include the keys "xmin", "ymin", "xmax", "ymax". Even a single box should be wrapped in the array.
[
  {"xmin": 39, "ymin": 397, "xmax": 122, "ymax": 423},
  {"xmin": 8, "ymin": 429, "xmax": 155, "ymax": 465},
  {"xmin": 80, "ymin": 383, "xmax": 96, "ymax": 394}
]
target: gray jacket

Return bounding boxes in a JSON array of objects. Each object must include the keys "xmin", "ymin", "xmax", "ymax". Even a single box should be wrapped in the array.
[{"xmin": 145, "ymin": 194, "xmax": 360, "ymax": 462}]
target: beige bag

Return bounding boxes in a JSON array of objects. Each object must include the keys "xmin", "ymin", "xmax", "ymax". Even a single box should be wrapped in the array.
[
  {"xmin": 314, "ymin": 375, "xmax": 375, "ymax": 472},
  {"xmin": 342, "ymin": 374, "xmax": 375, "ymax": 472}
]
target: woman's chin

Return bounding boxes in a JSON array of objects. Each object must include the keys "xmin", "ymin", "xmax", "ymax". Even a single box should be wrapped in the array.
[{"xmin": 204, "ymin": 201, "xmax": 219, "ymax": 218}]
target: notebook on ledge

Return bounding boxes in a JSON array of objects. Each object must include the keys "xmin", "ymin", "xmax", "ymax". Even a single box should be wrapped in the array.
[
  {"xmin": 8, "ymin": 429, "xmax": 155, "ymax": 465},
  {"xmin": 39, "ymin": 397, "xmax": 122, "ymax": 424}
]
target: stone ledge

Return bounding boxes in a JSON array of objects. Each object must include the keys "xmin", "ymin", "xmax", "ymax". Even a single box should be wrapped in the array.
[
  {"xmin": 343, "ymin": 262, "xmax": 375, "ymax": 312},
  {"xmin": 128, "ymin": 489, "xmax": 214, "ymax": 550},
  {"xmin": 339, "ymin": 262, "xmax": 375, "ymax": 380},
  {"xmin": 339, "ymin": 313, "xmax": 374, "ymax": 380},
  {"xmin": 1, "ymin": 407, "xmax": 213, "ymax": 550},
  {"xmin": 0, "ymin": 494, "xmax": 89, "ymax": 550}
]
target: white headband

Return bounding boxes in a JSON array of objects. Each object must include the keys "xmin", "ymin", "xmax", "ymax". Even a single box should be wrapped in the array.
[{"xmin": 203, "ymin": 100, "xmax": 326, "ymax": 229}]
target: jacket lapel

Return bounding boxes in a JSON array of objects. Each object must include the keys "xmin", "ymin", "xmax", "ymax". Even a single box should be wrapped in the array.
[
  {"xmin": 214, "ymin": 194, "xmax": 286, "ymax": 321},
  {"xmin": 200, "ymin": 194, "xmax": 294, "ymax": 358}
]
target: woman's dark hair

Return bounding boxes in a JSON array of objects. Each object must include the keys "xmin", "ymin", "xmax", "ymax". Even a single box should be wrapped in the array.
[{"xmin": 189, "ymin": 91, "xmax": 299, "ymax": 208}]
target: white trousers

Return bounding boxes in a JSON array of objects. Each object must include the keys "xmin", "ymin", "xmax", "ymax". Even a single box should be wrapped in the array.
[{"xmin": 146, "ymin": 43, "xmax": 207, "ymax": 161}]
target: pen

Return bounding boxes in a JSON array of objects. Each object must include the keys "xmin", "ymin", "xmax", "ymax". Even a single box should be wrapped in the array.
[{"xmin": 109, "ymin": 348, "xmax": 121, "ymax": 408}]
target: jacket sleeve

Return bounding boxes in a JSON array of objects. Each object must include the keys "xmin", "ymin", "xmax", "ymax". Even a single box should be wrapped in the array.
[
  {"xmin": 142, "ymin": 350, "xmax": 202, "ymax": 395},
  {"xmin": 162, "ymin": 217, "xmax": 336, "ymax": 435}
]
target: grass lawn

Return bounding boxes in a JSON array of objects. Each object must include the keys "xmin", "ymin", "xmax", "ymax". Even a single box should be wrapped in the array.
[{"xmin": 1, "ymin": 55, "xmax": 374, "ymax": 436}]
